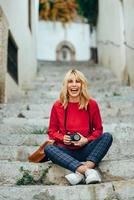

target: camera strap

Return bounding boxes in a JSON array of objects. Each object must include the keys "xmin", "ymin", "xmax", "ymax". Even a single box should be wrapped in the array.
[
  {"xmin": 87, "ymin": 102, "xmax": 93, "ymax": 133},
  {"xmin": 64, "ymin": 106, "xmax": 68, "ymax": 133}
]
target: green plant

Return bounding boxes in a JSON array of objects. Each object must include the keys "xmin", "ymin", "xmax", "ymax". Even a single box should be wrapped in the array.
[
  {"xmin": 113, "ymin": 92, "xmax": 121, "ymax": 96},
  {"xmin": 31, "ymin": 127, "xmax": 48, "ymax": 135},
  {"xmin": 38, "ymin": 166, "xmax": 51, "ymax": 184},
  {"xmin": 104, "ymin": 192, "xmax": 121, "ymax": 200},
  {"xmin": 16, "ymin": 167, "xmax": 36, "ymax": 185},
  {"xmin": 16, "ymin": 166, "xmax": 52, "ymax": 185},
  {"xmin": 77, "ymin": 0, "xmax": 98, "ymax": 26}
]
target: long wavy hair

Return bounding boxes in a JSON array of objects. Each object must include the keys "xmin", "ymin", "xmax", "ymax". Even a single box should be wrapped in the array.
[{"xmin": 60, "ymin": 69, "xmax": 90, "ymax": 109}]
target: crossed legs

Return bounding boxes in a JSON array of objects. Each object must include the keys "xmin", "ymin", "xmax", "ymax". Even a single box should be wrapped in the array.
[
  {"xmin": 45, "ymin": 132, "xmax": 113, "ymax": 173},
  {"xmin": 44, "ymin": 133, "xmax": 113, "ymax": 184}
]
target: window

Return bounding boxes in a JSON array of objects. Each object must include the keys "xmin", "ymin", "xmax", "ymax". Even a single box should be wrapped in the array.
[{"xmin": 7, "ymin": 32, "xmax": 18, "ymax": 84}]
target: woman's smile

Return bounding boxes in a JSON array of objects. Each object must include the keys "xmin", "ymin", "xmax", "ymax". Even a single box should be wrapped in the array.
[{"xmin": 67, "ymin": 75, "xmax": 81, "ymax": 102}]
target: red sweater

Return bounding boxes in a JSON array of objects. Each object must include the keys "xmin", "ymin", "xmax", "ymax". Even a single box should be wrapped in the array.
[{"xmin": 48, "ymin": 99, "xmax": 103, "ymax": 149}]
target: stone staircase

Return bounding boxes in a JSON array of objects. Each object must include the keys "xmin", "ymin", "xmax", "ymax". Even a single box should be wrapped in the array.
[{"xmin": 0, "ymin": 62, "xmax": 134, "ymax": 200}]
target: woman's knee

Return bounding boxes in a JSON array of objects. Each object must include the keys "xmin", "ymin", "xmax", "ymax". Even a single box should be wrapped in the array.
[
  {"xmin": 103, "ymin": 132, "xmax": 113, "ymax": 143},
  {"xmin": 44, "ymin": 144, "xmax": 54, "ymax": 153}
]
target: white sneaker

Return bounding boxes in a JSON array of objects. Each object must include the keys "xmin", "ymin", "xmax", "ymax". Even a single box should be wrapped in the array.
[
  {"xmin": 65, "ymin": 172, "xmax": 84, "ymax": 185},
  {"xmin": 85, "ymin": 169, "xmax": 101, "ymax": 184}
]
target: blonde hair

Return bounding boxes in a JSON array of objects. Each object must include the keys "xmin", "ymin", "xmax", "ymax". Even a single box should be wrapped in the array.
[{"xmin": 60, "ymin": 69, "xmax": 90, "ymax": 109}]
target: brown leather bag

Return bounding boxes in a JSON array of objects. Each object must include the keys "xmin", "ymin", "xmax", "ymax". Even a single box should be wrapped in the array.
[{"xmin": 28, "ymin": 140, "xmax": 54, "ymax": 163}]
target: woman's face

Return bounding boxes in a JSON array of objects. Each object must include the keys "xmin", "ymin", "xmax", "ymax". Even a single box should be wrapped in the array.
[{"xmin": 67, "ymin": 74, "xmax": 82, "ymax": 102}]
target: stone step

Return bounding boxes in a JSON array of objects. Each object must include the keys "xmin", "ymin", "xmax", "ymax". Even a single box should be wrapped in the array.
[
  {"xmin": 7, "ymin": 76, "xmax": 134, "ymax": 103},
  {"xmin": 0, "ymin": 121, "xmax": 133, "ymax": 137},
  {"xmin": 0, "ymin": 101, "xmax": 54, "ymax": 111},
  {"xmin": 38, "ymin": 60, "xmax": 93, "ymax": 67},
  {"xmin": 17, "ymin": 88, "xmax": 134, "ymax": 105},
  {"xmin": 0, "ymin": 133, "xmax": 48, "ymax": 146},
  {"xmin": 100, "ymin": 100, "xmax": 134, "ymax": 118},
  {"xmin": 0, "ymin": 145, "xmax": 36, "ymax": 161},
  {"xmin": 0, "ymin": 105, "xmax": 53, "ymax": 121},
  {"xmin": 1, "ymin": 115, "xmax": 134, "ymax": 128},
  {"xmin": 0, "ymin": 179, "xmax": 134, "ymax": 200},
  {"xmin": 1, "ymin": 94, "xmax": 134, "ymax": 113},
  {"xmin": 92, "ymin": 83, "xmax": 133, "ymax": 94},
  {"xmin": 0, "ymin": 159, "xmax": 134, "ymax": 186},
  {"xmin": 27, "ymin": 81, "xmax": 121, "ymax": 92},
  {"xmin": 1, "ymin": 109, "xmax": 51, "ymax": 119},
  {"xmin": 36, "ymin": 64, "xmax": 134, "ymax": 89},
  {"xmin": 6, "ymin": 63, "xmax": 134, "ymax": 103},
  {"xmin": 2, "ymin": 117, "xmax": 49, "ymax": 127},
  {"xmin": 37, "ymin": 64, "xmax": 120, "ymax": 87},
  {"xmin": 0, "ymin": 123, "xmax": 134, "ymax": 161},
  {"xmin": 102, "ymin": 115, "xmax": 134, "ymax": 124},
  {"xmin": 0, "ymin": 124, "xmax": 46, "ymax": 135},
  {"xmin": 1, "ymin": 109, "xmax": 134, "ymax": 128},
  {"xmin": 22, "ymin": 81, "xmax": 134, "ymax": 95},
  {"xmin": 0, "ymin": 133, "xmax": 133, "ymax": 162},
  {"xmin": 1, "ymin": 98, "xmax": 134, "ymax": 119},
  {"xmin": 1, "ymin": 111, "xmax": 134, "ymax": 124}
]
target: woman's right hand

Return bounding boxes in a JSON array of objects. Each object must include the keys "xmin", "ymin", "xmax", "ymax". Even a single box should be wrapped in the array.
[{"xmin": 63, "ymin": 135, "xmax": 71, "ymax": 145}]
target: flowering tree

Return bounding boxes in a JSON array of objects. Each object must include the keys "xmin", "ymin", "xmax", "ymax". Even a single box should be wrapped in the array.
[
  {"xmin": 39, "ymin": 0, "xmax": 78, "ymax": 23},
  {"xmin": 39, "ymin": 0, "xmax": 98, "ymax": 25}
]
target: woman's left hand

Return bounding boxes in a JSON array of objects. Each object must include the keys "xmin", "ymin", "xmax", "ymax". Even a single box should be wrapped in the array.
[{"xmin": 72, "ymin": 133, "xmax": 88, "ymax": 147}]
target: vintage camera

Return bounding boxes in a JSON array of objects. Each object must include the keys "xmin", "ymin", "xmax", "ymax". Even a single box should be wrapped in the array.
[{"xmin": 66, "ymin": 132, "xmax": 81, "ymax": 141}]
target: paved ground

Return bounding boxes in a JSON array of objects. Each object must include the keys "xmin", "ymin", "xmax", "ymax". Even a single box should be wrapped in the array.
[{"xmin": 0, "ymin": 61, "xmax": 134, "ymax": 200}]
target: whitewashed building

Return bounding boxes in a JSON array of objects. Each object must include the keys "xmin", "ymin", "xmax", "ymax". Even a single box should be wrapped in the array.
[
  {"xmin": 0, "ymin": 0, "xmax": 38, "ymax": 102},
  {"xmin": 37, "ymin": 20, "xmax": 91, "ymax": 62},
  {"xmin": 97, "ymin": 0, "xmax": 134, "ymax": 86}
]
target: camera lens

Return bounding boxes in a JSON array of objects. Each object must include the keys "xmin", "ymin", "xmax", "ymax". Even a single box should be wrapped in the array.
[{"xmin": 73, "ymin": 133, "xmax": 81, "ymax": 141}]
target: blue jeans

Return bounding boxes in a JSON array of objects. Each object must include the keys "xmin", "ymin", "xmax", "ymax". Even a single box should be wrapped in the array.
[{"xmin": 44, "ymin": 132, "xmax": 113, "ymax": 172}]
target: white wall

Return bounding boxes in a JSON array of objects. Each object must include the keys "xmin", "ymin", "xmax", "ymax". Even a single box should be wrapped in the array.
[
  {"xmin": 37, "ymin": 21, "xmax": 90, "ymax": 61},
  {"xmin": 97, "ymin": 0, "xmax": 126, "ymax": 83},
  {"xmin": 123, "ymin": 0, "xmax": 134, "ymax": 85},
  {"xmin": 6, "ymin": 74, "xmax": 23, "ymax": 101},
  {"xmin": 90, "ymin": 27, "xmax": 97, "ymax": 48},
  {"xmin": 97, "ymin": 0, "xmax": 134, "ymax": 85},
  {"xmin": 0, "ymin": 0, "xmax": 37, "ymax": 88}
]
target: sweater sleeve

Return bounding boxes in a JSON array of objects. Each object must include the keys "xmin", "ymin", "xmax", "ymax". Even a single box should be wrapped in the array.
[
  {"xmin": 47, "ymin": 103, "xmax": 64, "ymax": 142},
  {"xmin": 87, "ymin": 100, "xmax": 103, "ymax": 142}
]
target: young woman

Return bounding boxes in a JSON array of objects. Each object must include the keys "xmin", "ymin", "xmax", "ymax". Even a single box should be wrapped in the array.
[{"xmin": 44, "ymin": 69, "xmax": 113, "ymax": 185}]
